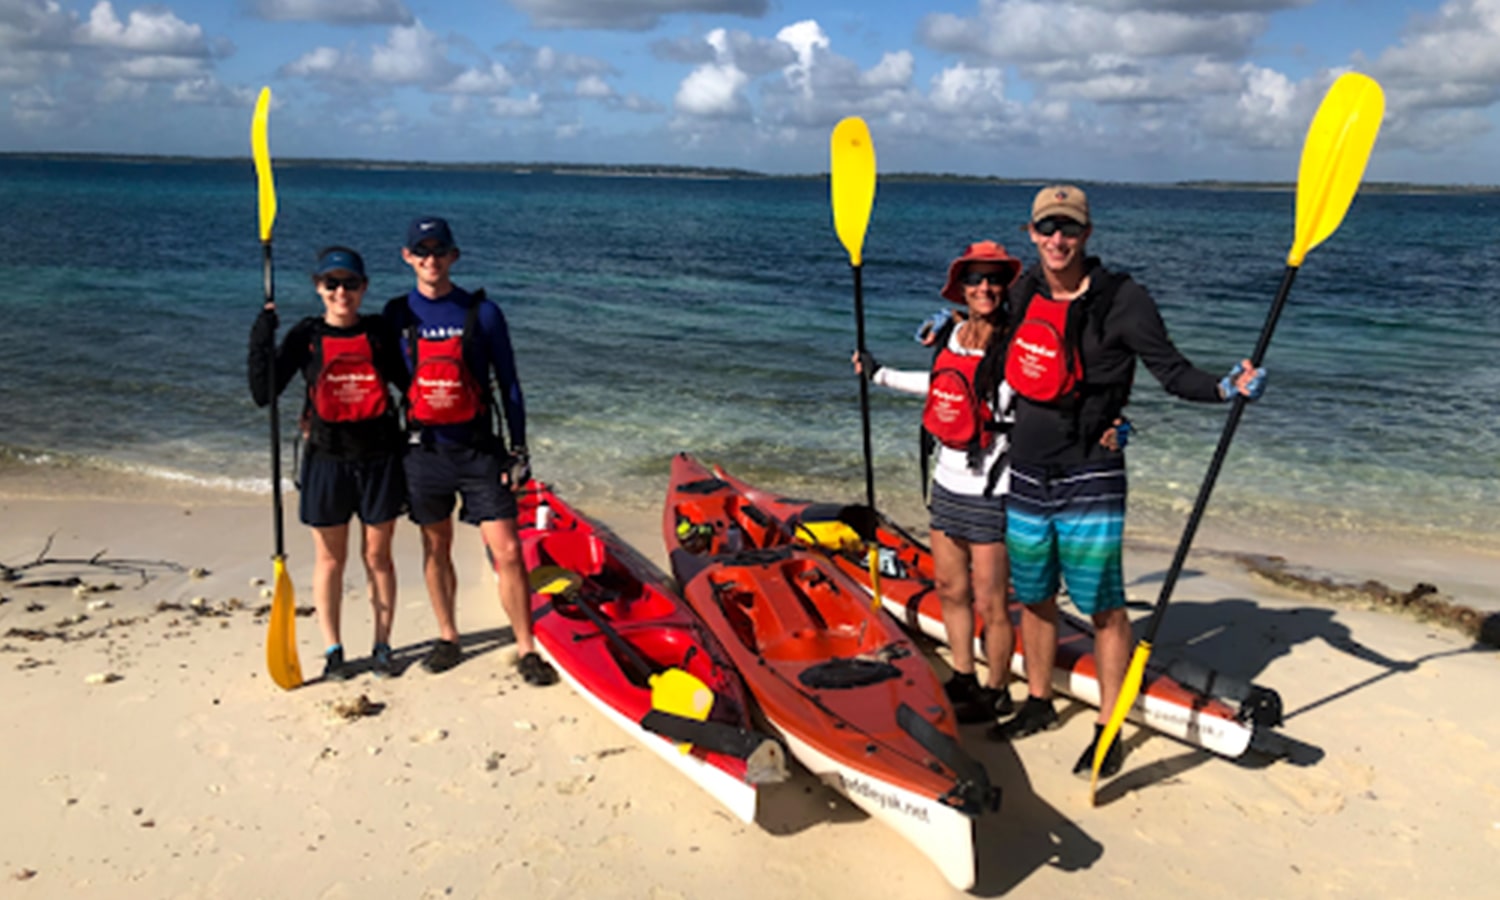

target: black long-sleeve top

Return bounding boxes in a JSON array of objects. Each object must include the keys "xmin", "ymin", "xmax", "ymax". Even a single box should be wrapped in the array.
[
  {"xmin": 1007, "ymin": 260, "xmax": 1223, "ymax": 466},
  {"xmin": 247, "ymin": 310, "xmax": 410, "ymax": 460}
]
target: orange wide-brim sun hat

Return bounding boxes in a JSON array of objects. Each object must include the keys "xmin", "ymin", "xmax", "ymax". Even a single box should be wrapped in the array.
[{"xmin": 939, "ymin": 240, "xmax": 1022, "ymax": 303}]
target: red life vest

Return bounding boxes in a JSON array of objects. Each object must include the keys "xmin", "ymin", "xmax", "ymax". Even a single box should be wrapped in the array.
[
  {"xmin": 922, "ymin": 346, "xmax": 993, "ymax": 451},
  {"xmin": 1005, "ymin": 293, "xmax": 1082, "ymax": 403},
  {"xmin": 407, "ymin": 332, "xmax": 484, "ymax": 426},
  {"xmin": 309, "ymin": 333, "xmax": 389, "ymax": 423}
]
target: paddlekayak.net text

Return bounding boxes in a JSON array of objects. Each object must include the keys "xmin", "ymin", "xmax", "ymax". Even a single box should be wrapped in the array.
[{"xmin": 838, "ymin": 774, "xmax": 931, "ymax": 822}]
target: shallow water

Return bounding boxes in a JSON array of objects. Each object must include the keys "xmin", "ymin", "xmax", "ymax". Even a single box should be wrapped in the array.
[{"xmin": 1, "ymin": 159, "xmax": 1496, "ymax": 552}]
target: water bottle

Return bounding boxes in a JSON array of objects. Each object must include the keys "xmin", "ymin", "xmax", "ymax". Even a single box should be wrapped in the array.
[{"xmin": 535, "ymin": 500, "xmax": 552, "ymax": 531}]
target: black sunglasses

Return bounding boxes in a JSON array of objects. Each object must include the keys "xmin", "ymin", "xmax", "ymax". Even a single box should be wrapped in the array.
[
  {"xmin": 321, "ymin": 275, "xmax": 365, "ymax": 291},
  {"xmin": 409, "ymin": 244, "xmax": 454, "ymax": 259},
  {"xmin": 960, "ymin": 270, "xmax": 1008, "ymax": 287},
  {"xmin": 1033, "ymin": 217, "xmax": 1086, "ymax": 238}
]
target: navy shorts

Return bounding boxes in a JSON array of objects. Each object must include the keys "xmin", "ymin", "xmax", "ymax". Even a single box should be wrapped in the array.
[
  {"xmin": 298, "ymin": 448, "xmax": 406, "ymax": 528},
  {"xmin": 404, "ymin": 442, "xmax": 518, "ymax": 526}
]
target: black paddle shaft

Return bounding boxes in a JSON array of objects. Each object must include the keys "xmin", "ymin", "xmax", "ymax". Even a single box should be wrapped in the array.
[
  {"xmin": 262, "ymin": 242, "xmax": 285, "ymax": 558},
  {"xmin": 851, "ymin": 264, "xmax": 876, "ymax": 510},
  {"xmin": 1144, "ymin": 264, "xmax": 1300, "ymax": 642},
  {"xmin": 565, "ymin": 586, "xmax": 657, "ymax": 684}
]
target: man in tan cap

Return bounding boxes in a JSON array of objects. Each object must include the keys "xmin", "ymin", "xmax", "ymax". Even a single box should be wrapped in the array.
[{"xmin": 988, "ymin": 184, "xmax": 1266, "ymax": 779}]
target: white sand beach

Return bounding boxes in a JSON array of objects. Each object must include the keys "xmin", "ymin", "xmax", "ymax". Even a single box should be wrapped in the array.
[{"xmin": 2, "ymin": 470, "xmax": 1498, "ymax": 898}]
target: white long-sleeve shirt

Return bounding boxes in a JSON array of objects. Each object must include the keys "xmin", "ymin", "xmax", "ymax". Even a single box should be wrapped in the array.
[{"xmin": 871, "ymin": 329, "xmax": 1014, "ymax": 497}]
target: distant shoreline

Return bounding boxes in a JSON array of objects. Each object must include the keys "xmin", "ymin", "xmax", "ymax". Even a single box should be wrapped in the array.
[{"xmin": 2, "ymin": 150, "xmax": 1497, "ymax": 194}]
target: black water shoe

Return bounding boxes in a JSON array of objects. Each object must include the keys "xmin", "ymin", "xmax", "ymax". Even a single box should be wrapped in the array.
[
  {"xmin": 987, "ymin": 696, "xmax": 1058, "ymax": 741},
  {"xmin": 322, "ymin": 645, "xmax": 352, "ymax": 682},
  {"xmin": 518, "ymin": 651, "xmax": 558, "ymax": 686},
  {"xmin": 371, "ymin": 642, "xmax": 396, "ymax": 679},
  {"xmin": 1073, "ymin": 724, "xmax": 1124, "ymax": 779},
  {"xmin": 420, "ymin": 639, "xmax": 463, "ymax": 674}
]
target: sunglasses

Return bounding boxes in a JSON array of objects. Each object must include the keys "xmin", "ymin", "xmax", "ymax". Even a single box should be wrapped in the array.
[
  {"xmin": 960, "ymin": 270, "xmax": 1009, "ymax": 287},
  {"xmin": 1033, "ymin": 217, "xmax": 1087, "ymax": 238},
  {"xmin": 409, "ymin": 244, "xmax": 454, "ymax": 259},
  {"xmin": 321, "ymin": 275, "xmax": 365, "ymax": 291}
]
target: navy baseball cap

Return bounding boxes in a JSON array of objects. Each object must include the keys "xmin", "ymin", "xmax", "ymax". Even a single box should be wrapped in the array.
[
  {"xmin": 406, "ymin": 216, "xmax": 456, "ymax": 251},
  {"xmin": 315, "ymin": 246, "xmax": 366, "ymax": 277}
]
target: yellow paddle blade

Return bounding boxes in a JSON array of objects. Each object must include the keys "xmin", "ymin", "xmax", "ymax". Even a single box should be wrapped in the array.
[
  {"xmin": 866, "ymin": 546, "xmax": 882, "ymax": 612},
  {"xmin": 251, "ymin": 86, "xmax": 277, "ymax": 244},
  {"xmin": 830, "ymin": 116, "xmax": 876, "ymax": 267},
  {"xmin": 1289, "ymin": 72, "xmax": 1385, "ymax": 267},
  {"xmin": 266, "ymin": 556, "xmax": 303, "ymax": 690},
  {"xmin": 1090, "ymin": 639, "xmax": 1152, "ymax": 803},
  {"xmin": 528, "ymin": 565, "xmax": 582, "ymax": 596}
]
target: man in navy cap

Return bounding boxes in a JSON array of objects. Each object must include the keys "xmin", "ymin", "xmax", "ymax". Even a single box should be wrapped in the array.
[{"xmin": 384, "ymin": 216, "xmax": 556, "ymax": 686}]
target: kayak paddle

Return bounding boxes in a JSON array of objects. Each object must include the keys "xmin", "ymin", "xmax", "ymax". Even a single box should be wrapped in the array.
[
  {"xmin": 829, "ymin": 117, "xmax": 884, "ymax": 609},
  {"xmin": 1090, "ymin": 72, "xmax": 1386, "ymax": 802},
  {"xmin": 530, "ymin": 565, "xmax": 714, "ymax": 750},
  {"xmin": 252, "ymin": 86, "xmax": 302, "ymax": 691}
]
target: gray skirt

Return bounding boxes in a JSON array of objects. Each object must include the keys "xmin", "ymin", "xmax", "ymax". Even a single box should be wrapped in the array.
[{"xmin": 928, "ymin": 481, "xmax": 1007, "ymax": 544}]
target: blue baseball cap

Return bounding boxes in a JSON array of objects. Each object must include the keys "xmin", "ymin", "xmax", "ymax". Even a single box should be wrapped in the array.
[
  {"xmin": 406, "ymin": 216, "xmax": 456, "ymax": 251},
  {"xmin": 315, "ymin": 246, "xmax": 366, "ymax": 277}
]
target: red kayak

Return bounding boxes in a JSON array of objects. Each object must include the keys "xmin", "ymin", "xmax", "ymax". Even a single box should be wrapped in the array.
[
  {"xmin": 697, "ymin": 460, "xmax": 1284, "ymax": 759},
  {"xmin": 516, "ymin": 481, "xmax": 786, "ymax": 823},
  {"xmin": 665, "ymin": 454, "xmax": 998, "ymax": 891}
]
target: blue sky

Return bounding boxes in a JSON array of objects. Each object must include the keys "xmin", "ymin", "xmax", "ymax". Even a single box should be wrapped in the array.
[{"xmin": 2, "ymin": 0, "xmax": 1496, "ymax": 184}]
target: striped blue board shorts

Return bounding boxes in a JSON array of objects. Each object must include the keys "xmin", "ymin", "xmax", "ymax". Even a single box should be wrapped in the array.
[
  {"xmin": 1005, "ymin": 457, "xmax": 1127, "ymax": 616},
  {"xmin": 928, "ymin": 481, "xmax": 1007, "ymax": 544}
]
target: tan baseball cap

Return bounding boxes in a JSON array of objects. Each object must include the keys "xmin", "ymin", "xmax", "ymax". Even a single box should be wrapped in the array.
[{"xmin": 1030, "ymin": 184, "xmax": 1089, "ymax": 225}]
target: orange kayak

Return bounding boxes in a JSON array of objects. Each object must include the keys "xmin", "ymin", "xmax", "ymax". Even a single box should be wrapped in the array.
[
  {"xmin": 700, "ymin": 461, "xmax": 1284, "ymax": 759},
  {"xmin": 665, "ymin": 454, "xmax": 998, "ymax": 890},
  {"xmin": 517, "ymin": 481, "xmax": 785, "ymax": 823}
]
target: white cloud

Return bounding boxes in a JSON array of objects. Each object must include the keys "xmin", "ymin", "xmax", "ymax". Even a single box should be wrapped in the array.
[
  {"xmin": 369, "ymin": 21, "xmax": 458, "ymax": 84},
  {"xmin": 440, "ymin": 62, "xmax": 515, "ymax": 95},
  {"xmin": 775, "ymin": 19, "xmax": 827, "ymax": 101},
  {"xmin": 75, "ymin": 1, "xmax": 208, "ymax": 56},
  {"xmin": 172, "ymin": 76, "xmax": 256, "ymax": 106},
  {"xmin": 675, "ymin": 59, "xmax": 749, "ymax": 117},
  {"xmin": 107, "ymin": 54, "xmax": 207, "ymax": 80},
  {"xmin": 920, "ymin": 0, "xmax": 1264, "ymax": 64},
  {"xmin": 862, "ymin": 51, "xmax": 914, "ymax": 90},
  {"xmin": 930, "ymin": 63, "xmax": 1010, "ymax": 114},
  {"xmin": 0, "ymin": 0, "xmax": 77, "ymax": 50},
  {"xmin": 508, "ymin": 0, "xmax": 767, "ymax": 31},
  {"xmin": 491, "ymin": 92, "xmax": 543, "ymax": 117},
  {"xmin": 575, "ymin": 74, "xmax": 612, "ymax": 98},
  {"xmin": 283, "ymin": 45, "xmax": 344, "ymax": 77},
  {"xmin": 246, "ymin": 0, "xmax": 414, "ymax": 25}
]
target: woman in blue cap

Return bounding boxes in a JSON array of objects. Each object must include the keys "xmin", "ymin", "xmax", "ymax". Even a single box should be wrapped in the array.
[{"xmin": 248, "ymin": 246, "xmax": 410, "ymax": 681}]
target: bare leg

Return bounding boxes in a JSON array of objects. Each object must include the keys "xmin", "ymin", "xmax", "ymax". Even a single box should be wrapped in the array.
[
  {"xmin": 1092, "ymin": 606, "xmax": 1132, "ymax": 723},
  {"xmin": 362, "ymin": 519, "xmax": 397, "ymax": 646},
  {"xmin": 929, "ymin": 528, "xmax": 977, "ymax": 675},
  {"xmin": 969, "ymin": 540, "xmax": 1012, "ymax": 691},
  {"xmin": 420, "ymin": 518, "xmax": 459, "ymax": 643},
  {"xmin": 310, "ymin": 524, "xmax": 350, "ymax": 649},
  {"xmin": 1019, "ymin": 597, "xmax": 1059, "ymax": 700},
  {"xmin": 479, "ymin": 517, "xmax": 534, "ymax": 656}
]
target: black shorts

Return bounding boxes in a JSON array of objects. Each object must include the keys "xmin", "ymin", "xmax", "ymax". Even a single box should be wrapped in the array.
[
  {"xmin": 404, "ymin": 442, "xmax": 517, "ymax": 526},
  {"xmin": 298, "ymin": 448, "xmax": 406, "ymax": 528}
]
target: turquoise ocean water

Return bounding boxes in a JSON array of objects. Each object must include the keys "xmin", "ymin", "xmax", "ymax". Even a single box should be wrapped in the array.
[{"xmin": 1, "ymin": 157, "xmax": 1496, "ymax": 551}]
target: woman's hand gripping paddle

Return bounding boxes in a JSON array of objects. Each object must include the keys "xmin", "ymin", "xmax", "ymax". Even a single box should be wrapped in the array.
[
  {"xmin": 1090, "ymin": 72, "xmax": 1385, "ymax": 802},
  {"xmin": 830, "ymin": 117, "xmax": 882, "ymax": 609},
  {"xmin": 253, "ymin": 87, "xmax": 302, "ymax": 691},
  {"xmin": 530, "ymin": 566, "xmax": 714, "ymax": 752}
]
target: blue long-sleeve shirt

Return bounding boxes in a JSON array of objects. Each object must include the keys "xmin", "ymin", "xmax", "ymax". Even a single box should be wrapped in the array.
[{"xmin": 383, "ymin": 286, "xmax": 527, "ymax": 451}]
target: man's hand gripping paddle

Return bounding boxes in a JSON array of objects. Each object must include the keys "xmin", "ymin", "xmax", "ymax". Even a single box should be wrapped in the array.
[
  {"xmin": 830, "ymin": 117, "xmax": 884, "ymax": 609},
  {"xmin": 1091, "ymin": 72, "xmax": 1386, "ymax": 802},
  {"xmin": 253, "ymin": 87, "xmax": 302, "ymax": 691}
]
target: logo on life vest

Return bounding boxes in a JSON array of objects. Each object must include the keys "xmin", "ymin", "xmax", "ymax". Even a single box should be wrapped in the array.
[
  {"xmin": 408, "ymin": 335, "xmax": 483, "ymax": 425},
  {"xmin": 310, "ymin": 334, "xmax": 388, "ymax": 423},
  {"xmin": 923, "ymin": 348, "xmax": 992, "ymax": 451},
  {"xmin": 1005, "ymin": 293, "xmax": 1081, "ymax": 403}
]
